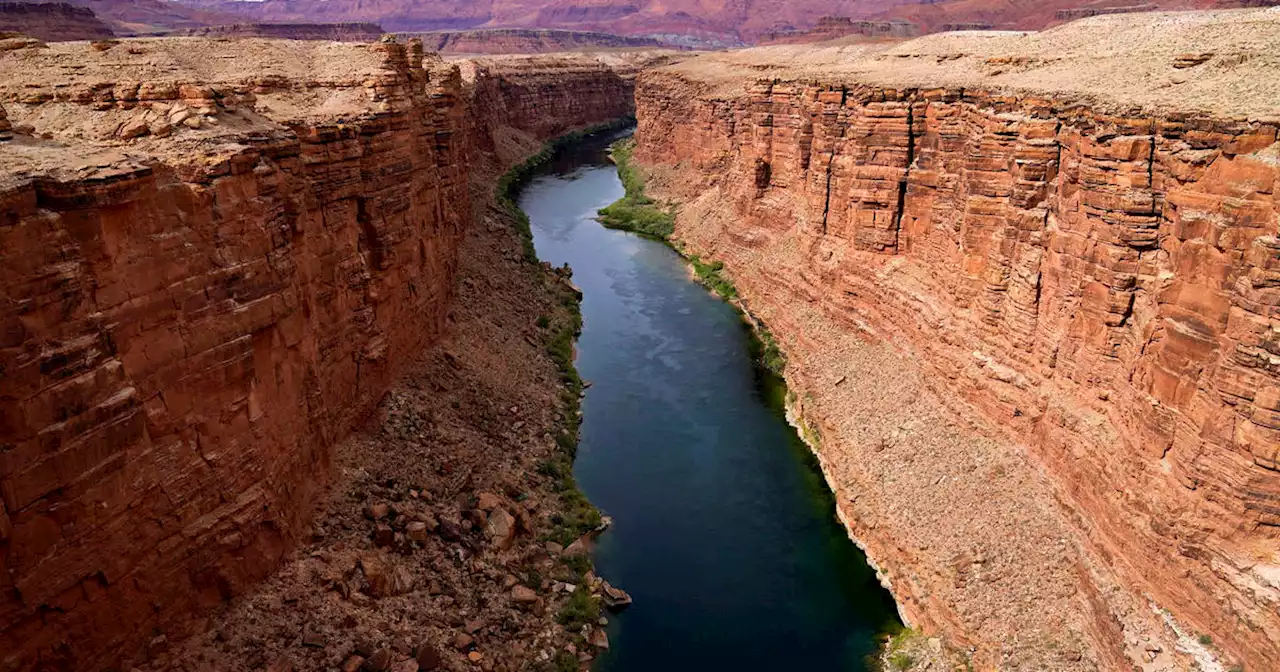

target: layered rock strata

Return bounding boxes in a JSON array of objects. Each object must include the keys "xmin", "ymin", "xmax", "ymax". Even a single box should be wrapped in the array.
[
  {"xmin": 0, "ymin": 37, "xmax": 471, "ymax": 670},
  {"xmin": 412, "ymin": 28, "xmax": 669, "ymax": 54},
  {"xmin": 633, "ymin": 9, "xmax": 1280, "ymax": 670},
  {"xmin": 459, "ymin": 51, "xmax": 670, "ymax": 168},
  {"xmin": 0, "ymin": 34, "xmax": 661, "ymax": 671},
  {"xmin": 172, "ymin": 22, "xmax": 386, "ymax": 41},
  {"xmin": 758, "ymin": 17, "xmax": 919, "ymax": 45}
]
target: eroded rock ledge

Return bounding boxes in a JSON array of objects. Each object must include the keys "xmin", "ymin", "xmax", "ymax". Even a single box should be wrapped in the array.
[
  {"xmin": 0, "ymin": 37, "xmax": 654, "ymax": 671},
  {"xmin": 633, "ymin": 9, "xmax": 1280, "ymax": 670}
]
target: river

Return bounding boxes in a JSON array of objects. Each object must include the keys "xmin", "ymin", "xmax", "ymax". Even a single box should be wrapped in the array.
[{"xmin": 517, "ymin": 129, "xmax": 901, "ymax": 671}]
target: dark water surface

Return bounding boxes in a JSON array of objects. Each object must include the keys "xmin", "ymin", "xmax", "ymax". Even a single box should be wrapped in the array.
[{"xmin": 518, "ymin": 131, "xmax": 901, "ymax": 671}]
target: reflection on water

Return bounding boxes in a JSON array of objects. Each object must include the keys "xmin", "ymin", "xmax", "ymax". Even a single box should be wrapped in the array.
[{"xmin": 518, "ymin": 131, "xmax": 900, "ymax": 671}]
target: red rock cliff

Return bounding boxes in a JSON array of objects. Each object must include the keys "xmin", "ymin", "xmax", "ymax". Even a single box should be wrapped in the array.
[
  {"xmin": 0, "ymin": 38, "xmax": 471, "ymax": 670},
  {"xmin": 633, "ymin": 10, "xmax": 1280, "ymax": 670},
  {"xmin": 461, "ymin": 51, "xmax": 670, "ymax": 168},
  {"xmin": 0, "ymin": 36, "xmax": 668, "ymax": 671}
]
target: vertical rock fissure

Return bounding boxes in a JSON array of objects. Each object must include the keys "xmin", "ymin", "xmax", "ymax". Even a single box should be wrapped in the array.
[
  {"xmin": 821, "ymin": 155, "xmax": 835, "ymax": 235},
  {"xmin": 890, "ymin": 99, "xmax": 917, "ymax": 252}
]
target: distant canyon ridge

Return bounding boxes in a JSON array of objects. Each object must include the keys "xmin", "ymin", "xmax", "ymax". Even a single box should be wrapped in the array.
[{"xmin": 5, "ymin": 0, "xmax": 1280, "ymax": 45}]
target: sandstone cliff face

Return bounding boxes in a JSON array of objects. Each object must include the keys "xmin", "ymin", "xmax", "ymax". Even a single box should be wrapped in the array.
[
  {"xmin": 634, "ymin": 10, "xmax": 1280, "ymax": 669},
  {"xmin": 0, "ymin": 38, "xmax": 469, "ymax": 670},
  {"xmin": 461, "ymin": 51, "xmax": 665, "ymax": 168},
  {"xmin": 0, "ymin": 36, "xmax": 663, "ymax": 671}
]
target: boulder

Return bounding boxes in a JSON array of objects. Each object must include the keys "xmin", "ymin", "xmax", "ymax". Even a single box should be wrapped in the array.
[
  {"xmin": 360, "ymin": 552, "xmax": 414, "ymax": 598},
  {"xmin": 366, "ymin": 502, "xmax": 390, "ymax": 520},
  {"xmin": 364, "ymin": 648, "xmax": 393, "ymax": 671},
  {"xmin": 476, "ymin": 492, "xmax": 501, "ymax": 511},
  {"xmin": 511, "ymin": 585, "xmax": 538, "ymax": 604},
  {"xmin": 117, "ymin": 118, "xmax": 150, "ymax": 140},
  {"xmin": 407, "ymin": 521, "xmax": 430, "ymax": 543},
  {"xmin": 600, "ymin": 580, "xmax": 632, "ymax": 611},
  {"xmin": 415, "ymin": 642, "xmax": 442, "ymax": 670},
  {"xmin": 485, "ymin": 507, "xmax": 516, "ymax": 550}
]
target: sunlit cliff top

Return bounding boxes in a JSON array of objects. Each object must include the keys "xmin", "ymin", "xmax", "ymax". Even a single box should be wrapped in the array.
[{"xmin": 657, "ymin": 8, "xmax": 1280, "ymax": 120}]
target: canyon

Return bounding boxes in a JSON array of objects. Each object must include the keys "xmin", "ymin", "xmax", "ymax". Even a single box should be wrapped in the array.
[
  {"xmin": 630, "ymin": 7, "xmax": 1280, "ymax": 670},
  {"xmin": 0, "ymin": 34, "xmax": 656, "ymax": 671},
  {"xmin": 3, "ymin": 5, "xmax": 1280, "ymax": 672}
]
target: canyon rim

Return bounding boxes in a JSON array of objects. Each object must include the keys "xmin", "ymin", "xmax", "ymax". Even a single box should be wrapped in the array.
[{"xmin": 1, "ymin": 5, "xmax": 1280, "ymax": 672}]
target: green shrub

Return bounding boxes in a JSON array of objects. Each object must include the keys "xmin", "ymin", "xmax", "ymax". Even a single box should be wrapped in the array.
[
  {"xmin": 557, "ymin": 584, "xmax": 601, "ymax": 631},
  {"xmin": 552, "ymin": 650, "xmax": 579, "ymax": 672},
  {"xmin": 596, "ymin": 139, "xmax": 676, "ymax": 239},
  {"xmin": 688, "ymin": 255, "xmax": 738, "ymax": 300},
  {"xmin": 499, "ymin": 117, "xmax": 636, "ymax": 262}
]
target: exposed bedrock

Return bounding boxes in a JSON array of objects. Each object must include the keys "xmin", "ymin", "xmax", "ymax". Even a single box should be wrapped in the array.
[
  {"xmin": 460, "ymin": 51, "xmax": 668, "ymax": 168},
  {"xmin": 0, "ymin": 38, "xmax": 653, "ymax": 671},
  {"xmin": 633, "ymin": 10, "xmax": 1280, "ymax": 670}
]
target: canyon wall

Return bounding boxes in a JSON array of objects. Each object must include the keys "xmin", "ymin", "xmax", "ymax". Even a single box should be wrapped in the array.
[
  {"xmin": 0, "ymin": 34, "xmax": 663, "ymax": 671},
  {"xmin": 633, "ymin": 10, "xmax": 1280, "ymax": 669},
  {"xmin": 460, "ymin": 51, "xmax": 664, "ymax": 168},
  {"xmin": 0, "ymin": 38, "xmax": 470, "ymax": 671}
]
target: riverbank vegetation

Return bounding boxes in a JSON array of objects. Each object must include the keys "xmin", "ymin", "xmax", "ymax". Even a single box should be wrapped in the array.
[
  {"xmin": 597, "ymin": 139, "xmax": 676, "ymax": 238},
  {"xmin": 598, "ymin": 139, "xmax": 786, "ymax": 376},
  {"xmin": 500, "ymin": 121, "xmax": 642, "ymax": 652},
  {"xmin": 498, "ymin": 117, "xmax": 637, "ymax": 262}
]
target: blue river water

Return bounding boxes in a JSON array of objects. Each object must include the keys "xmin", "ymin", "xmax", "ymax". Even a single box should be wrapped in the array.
[{"xmin": 518, "ymin": 131, "xmax": 901, "ymax": 671}]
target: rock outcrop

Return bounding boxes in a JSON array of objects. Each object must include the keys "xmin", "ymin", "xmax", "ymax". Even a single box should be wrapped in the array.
[
  {"xmin": 633, "ymin": 9, "xmax": 1280, "ymax": 670},
  {"xmin": 0, "ymin": 2, "xmax": 113, "ymax": 40}
]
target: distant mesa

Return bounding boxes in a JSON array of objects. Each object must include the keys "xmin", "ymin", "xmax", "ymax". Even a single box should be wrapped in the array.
[
  {"xmin": 939, "ymin": 22, "xmax": 995, "ymax": 32},
  {"xmin": 759, "ymin": 17, "xmax": 919, "ymax": 45},
  {"xmin": 407, "ymin": 28, "xmax": 674, "ymax": 54},
  {"xmin": 172, "ymin": 21, "xmax": 386, "ymax": 41},
  {"xmin": 0, "ymin": 1, "xmax": 113, "ymax": 41},
  {"xmin": 1055, "ymin": 4, "xmax": 1159, "ymax": 20}
]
